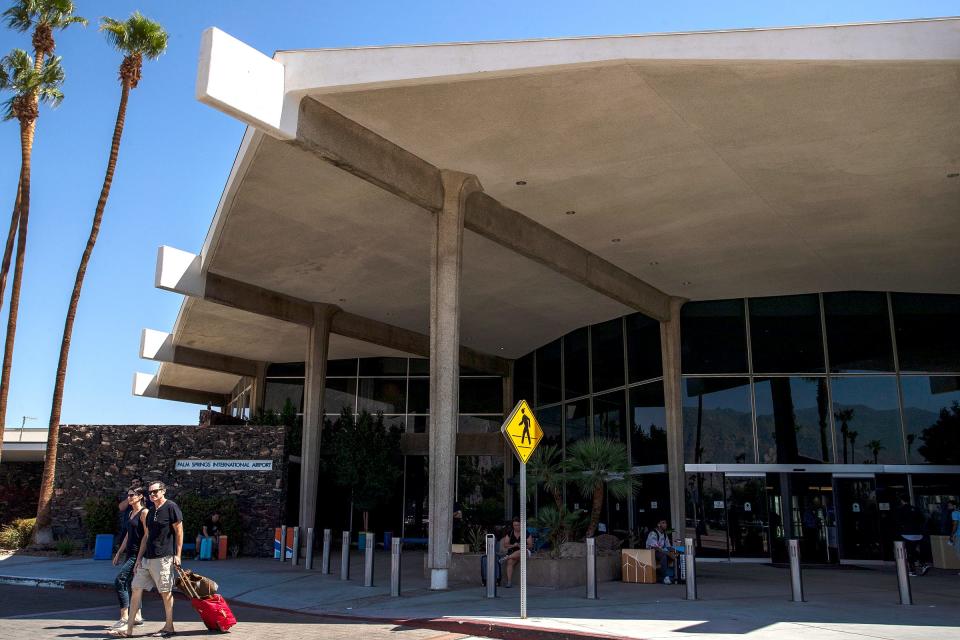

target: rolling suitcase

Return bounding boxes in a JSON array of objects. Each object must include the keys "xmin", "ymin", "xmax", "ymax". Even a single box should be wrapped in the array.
[
  {"xmin": 199, "ymin": 537, "xmax": 213, "ymax": 560},
  {"xmin": 176, "ymin": 567, "xmax": 237, "ymax": 632},
  {"xmin": 480, "ymin": 554, "xmax": 501, "ymax": 587}
]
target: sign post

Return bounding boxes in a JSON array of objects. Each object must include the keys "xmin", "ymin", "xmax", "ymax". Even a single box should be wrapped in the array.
[{"xmin": 500, "ymin": 399, "xmax": 543, "ymax": 620}]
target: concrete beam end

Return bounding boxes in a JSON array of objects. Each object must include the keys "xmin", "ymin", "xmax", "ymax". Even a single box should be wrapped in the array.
[
  {"xmin": 197, "ymin": 27, "xmax": 295, "ymax": 140},
  {"xmin": 155, "ymin": 246, "xmax": 204, "ymax": 297},
  {"xmin": 140, "ymin": 329, "xmax": 174, "ymax": 361},
  {"xmin": 132, "ymin": 372, "xmax": 159, "ymax": 398}
]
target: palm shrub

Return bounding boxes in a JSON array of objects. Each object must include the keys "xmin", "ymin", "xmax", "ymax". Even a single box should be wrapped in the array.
[
  {"xmin": 564, "ymin": 437, "xmax": 636, "ymax": 538},
  {"xmin": 531, "ymin": 506, "xmax": 585, "ymax": 558},
  {"xmin": 526, "ymin": 444, "xmax": 564, "ymax": 511},
  {"xmin": 81, "ymin": 497, "xmax": 117, "ymax": 546}
]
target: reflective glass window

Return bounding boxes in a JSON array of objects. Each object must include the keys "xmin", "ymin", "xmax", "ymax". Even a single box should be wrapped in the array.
[
  {"xmin": 357, "ymin": 378, "xmax": 406, "ymax": 414},
  {"xmin": 536, "ymin": 404, "xmax": 564, "ymax": 450},
  {"xmin": 408, "ymin": 414, "xmax": 429, "ymax": 433},
  {"xmin": 267, "ymin": 362, "xmax": 306, "ymax": 377},
  {"xmin": 749, "ymin": 294, "xmax": 824, "ymax": 373},
  {"xmin": 823, "ymin": 292, "xmax": 894, "ymax": 372},
  {"xmin": 324, "ymin": 378, "xmax": 356, "ymax": 415},
  {"xmin": 682, "ymin": 377, "xmax": 753, "ymax": 463},
  {"xmin": 564, "ymin": 328, "xmax": 589, "ymax": 399},
  {"xmin": 514, "ymin": 353, "xmax": 534, "ymax": 407},
  {"xmin": 459, "ymin": 377, "xmax": 503, "ymax": 414},
  {"xmin": 536, "ymin": 339, "xmax": 562, "ymax": 405},
  {"xmin": 458, "ymin": 415, "xmax": 503, "ymax": 434},
  {"xmin": 456, "ymin": 455, "xmax": 505, "ymax": 528},
  {"xmin": 755, "ymin": 377, "xmax": 832, "ymax": 463},
  {"xmin": 626, "ymin": 312, "xmax": 662, "ymax": 383},
  {"xmin": 263, "ymin": 379, "xmax": 304, "ymax": 413},
  {"xmin": 381, "ymin": 415, "xmax": 406, "ymax": 432},
  {"xmin": 892, "ymin": 293, "xmax": 960, "ymax": 372},
  {"xmin": 900, "ymin": 375, "xmax": 960, "ymax": 464},
  {"xmin": 409, "ymin": 358, "xmax": 430, "ymax": 376},
  {"xmin": 359, "ymin": 357, "xmax": 408, "ymax": 376},
  {"xmin": 629, "ymin": 381, "xmax": 667, "ymax": 466},
  {"xmin": 681, "ymin": 300, "xmax": 748, "ymax": 374},
  {"xmin": 830, "ymin": 376, "xmax": 904, "ymax": 464},
  {"xmin": 326, "ymin": 359, "xmax": 357, "ymax": 377},
  {"xmin": 407, "ymin": 379, "xmax": 429, "ymax": 414},
  {"xmin": 685, "ymin": 472, "xmax": 728, "ymax": 557},
  {"xmin": 565, "ymin": 398, "xmax": 590, "ymax": 448},
  {"xmin": 593, "ymin": 391, "xmax": 627, "ymax": 444},
  {"xmin": 592, "ymin": 318, "xmax": 625, "ymax": 392}
]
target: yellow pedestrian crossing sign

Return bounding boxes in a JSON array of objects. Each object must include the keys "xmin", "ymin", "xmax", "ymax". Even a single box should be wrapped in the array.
[{"xmin": 501, "ymin": 399, "xmax": 543, "ymax": 464}]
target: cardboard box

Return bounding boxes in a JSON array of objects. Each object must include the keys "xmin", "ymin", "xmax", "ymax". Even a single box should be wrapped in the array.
[
  {"xmin": 621, "ymin": 549, "xmax": 657, "ymax": 584},
  {"xmin": 931, "ymin": 535, "xmax": 960, "ymax": 569}
]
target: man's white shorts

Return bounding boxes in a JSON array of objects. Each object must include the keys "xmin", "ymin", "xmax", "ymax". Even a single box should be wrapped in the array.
[{"xmin": 132, "ymin": 556, "xmax": 175, "ymax": 593}]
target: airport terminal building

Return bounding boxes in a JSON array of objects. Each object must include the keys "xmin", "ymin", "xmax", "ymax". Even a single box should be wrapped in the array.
[{"xmin": 133, "ymin": 18, "xmax": 960, "ymax": 581}]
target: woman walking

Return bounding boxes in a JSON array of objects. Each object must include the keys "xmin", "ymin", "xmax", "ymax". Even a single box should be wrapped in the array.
[{"xmin": 111, "ymin": 487, "xmax": 147, "ymax": 630}]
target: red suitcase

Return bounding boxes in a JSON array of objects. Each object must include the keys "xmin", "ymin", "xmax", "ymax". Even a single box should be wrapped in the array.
[{"xmin": 190, "ymin": 593, "xmax": 237, "ymax": 632}]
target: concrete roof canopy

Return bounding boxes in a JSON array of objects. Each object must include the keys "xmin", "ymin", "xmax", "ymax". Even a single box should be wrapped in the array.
[{"xmin": 140, "ymin": 18, "xmax": 960, "ymax": 402}]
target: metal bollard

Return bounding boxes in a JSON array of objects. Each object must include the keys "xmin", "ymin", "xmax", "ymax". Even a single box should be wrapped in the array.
[
  {"xmin": 684, "ymin": 537, "xmax": 697, "ymax": 601},
  {"xmin": 894, "ymin": 541, "xmax": 913, "ymax": 605},
  {"xmin": 321, "ymin": 529, "xmax": 332, "ymax": 574},
  {"xmin": 586, "ymin": 537, "xmax": 597, "ymax": 599},
  {"xmin": 304, "ymin": 527, "xmax": 315, "ymax": 570},
  {"xmin": 788, "ymin": 539, "xmax": 804, "ymax": 603},
  {"xmin": 340, "ymin": 531, "xmax": 351, "ymax": 580},
  {"xmin": 390, "ymin": 537, "xmax": 402, "ymax": 597},
  {"xmin": 279, "ymin": 525, "xmax": 287, "ymax": 563},
  {"xmin": 291, "ymin": 527, "xmax": 300, "ymax": 566},
  {"xmin": 485, "ymin": 534, "xmax": 497, "ymax": 599},
  {"xmin": 364, "ymin": 532, "xmax": 375, "ymax": 587}
]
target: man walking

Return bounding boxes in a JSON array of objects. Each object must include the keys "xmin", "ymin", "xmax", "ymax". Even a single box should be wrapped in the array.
[{"xmin": 112, "ymin": 481, "xmax": 183, "ymax": 638}]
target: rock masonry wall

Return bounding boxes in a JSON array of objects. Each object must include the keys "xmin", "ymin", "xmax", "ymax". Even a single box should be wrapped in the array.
[{"xmin": 51, "ymin": 424, "xmax": 287, "ymax": 556}]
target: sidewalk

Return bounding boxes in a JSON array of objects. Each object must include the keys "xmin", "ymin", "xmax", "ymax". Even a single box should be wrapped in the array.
[{"xmin": 2, "ymin": 550, "xmax": 959, "ymax": 640}]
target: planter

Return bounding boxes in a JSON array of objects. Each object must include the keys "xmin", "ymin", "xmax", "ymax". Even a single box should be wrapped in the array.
[{"xmin": 441, "ymin": 552, "xmax": 621, "ymax": 588}]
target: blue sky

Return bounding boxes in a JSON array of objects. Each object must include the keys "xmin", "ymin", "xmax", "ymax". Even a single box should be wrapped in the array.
[{"xmin": 0, "ymin": 1, "xmax": 955, "ymax": 428}]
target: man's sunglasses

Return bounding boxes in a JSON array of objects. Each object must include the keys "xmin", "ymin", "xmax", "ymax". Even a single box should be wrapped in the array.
[{"xmin": 148, "ymin": 489, "xmax": 162, "ymax": 495}]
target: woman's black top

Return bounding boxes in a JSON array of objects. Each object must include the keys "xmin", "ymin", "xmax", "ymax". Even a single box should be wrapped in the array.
[{"xmin": 124, "ymin": 506, "xmax": 147, "ymax": 557}]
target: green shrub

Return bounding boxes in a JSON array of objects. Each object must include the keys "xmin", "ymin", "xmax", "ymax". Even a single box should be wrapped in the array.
[
  {"xmin": 55, "ymin": 538, "xmax": 77, "ymax": 556},
  {"xmin": 175, "ymin": 493, "xmax": 243, "ymax": 552},
  {"xmin": 0, "ymin": 517, "xmax": 35, "ymax": 549},
  {"xmin": 82, "ymin": 498, "xmax": 118, "ymax": 546}
]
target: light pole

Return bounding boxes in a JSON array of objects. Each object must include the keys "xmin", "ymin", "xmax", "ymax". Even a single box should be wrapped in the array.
[{"xmin": 19, "ymin": 416, "xmax": 36, "ymax": 440}]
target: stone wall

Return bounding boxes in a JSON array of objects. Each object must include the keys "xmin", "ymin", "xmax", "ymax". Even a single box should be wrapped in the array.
[
  {"xmin": 0, "ymin": 461, "xmax": 42, "ymax": 525},
  {"xmin": 51, "ymin": 424, "xmax": 287, "ymax": 556}
]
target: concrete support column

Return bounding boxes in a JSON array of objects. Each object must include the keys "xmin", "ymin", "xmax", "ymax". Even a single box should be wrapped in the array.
[
  {"xmin": 502, "ymin": 361, "xmax": 515, "ymax": 520},
  {"xmin": 249, "ymin": 361, "xmax": 268, "ymax": 417},
  {"xmin": 300, "ymin": 304, "xmax": 337, "ymax": 532},
  {"xmin": 427, "ymin": 171, "xmax": 481, "ymax": 590},
  {"xmin": 660, "ymin": 297, "xmax": 686, "ymax": 540}
]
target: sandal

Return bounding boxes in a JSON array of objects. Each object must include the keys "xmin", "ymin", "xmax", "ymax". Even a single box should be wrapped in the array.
[
  {"xmin": 107, "ymin": 630, "xmax": 130, "ymax": 638},
  {"xmin": 148, "ymin": 631, "xmax": 176, "ymax": 638}
]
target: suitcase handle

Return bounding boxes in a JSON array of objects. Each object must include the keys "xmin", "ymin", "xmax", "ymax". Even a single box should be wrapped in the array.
[{"xmin": 175, "ymin": 565, "xmax": 202, "ymax": 600}]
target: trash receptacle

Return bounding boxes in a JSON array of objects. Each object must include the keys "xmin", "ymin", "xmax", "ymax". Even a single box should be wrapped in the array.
[
  {"xmin": 358, "ymin": 532, "xmax": 366, "ymax": 550},
  {"xmin": 383, "ymin": 531, "xmax": 392, "ymax": 551},
  {"xmin": 93, "ymin": 534, "xmax": 114, "ymax": 560}
]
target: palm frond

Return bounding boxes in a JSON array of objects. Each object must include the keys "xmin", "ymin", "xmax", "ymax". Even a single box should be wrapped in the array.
[
  {"xmin": 2, "ymin": 0, "xmax": 85, "ymax": 31},
  {"xmin": 0, "ymin": 49, "xmax": 65, "ymax": 119},
  {"xmin": 1, "ymin": 1, "xmax": 33, "ymax": 32},
  {"xmin": 99, "ymin": 12, "xmax": 168, "ymax": 58}
]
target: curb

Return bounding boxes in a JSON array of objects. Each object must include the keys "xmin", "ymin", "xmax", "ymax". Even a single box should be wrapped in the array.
[{"xmin": 0, "ymin": 574, "xmax": 637, "ymax": 640}]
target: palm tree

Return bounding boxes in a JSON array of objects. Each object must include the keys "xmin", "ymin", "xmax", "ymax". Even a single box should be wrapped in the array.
[
  {"xmin": 866, "ymin": 439, "xmax": 884, "ymax": 465},
  {"xmin": 0, "ymin": 0, "xmax": 85, "ymax": 313},
  {"xmin": 526, "ymin": 443, "xmax": 564, "ymax": 511},
  {"xmin": 564, "ymin": 437, "xmax": 636, "ymax": 538},
  {"xmin": 0, "ymin": 50, "xmax": 63, "ymax": 463},
  {"xmin": 34, "ymin": 12, "xmax": 167, "ymax": 544}
]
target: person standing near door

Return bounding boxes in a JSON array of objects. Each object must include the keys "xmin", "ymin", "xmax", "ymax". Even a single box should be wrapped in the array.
[{"xmin": 895, "ymin": 496, "xmax": 930, "ymax": 577}]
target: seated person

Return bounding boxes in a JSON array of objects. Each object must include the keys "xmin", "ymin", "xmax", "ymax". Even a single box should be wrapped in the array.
[
  {"xmin": 500, "ymin": 517, "xmax": 533, "ymax": 588},
  {"xmin": 646, "ymin": 518, "xmax": 678, "ymax": 584},
  {"xmin": 195, "ymin": 512, "xmax": 222, "ymax": 558}
]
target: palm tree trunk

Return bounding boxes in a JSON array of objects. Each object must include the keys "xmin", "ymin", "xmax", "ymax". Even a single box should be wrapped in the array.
[
  {"xmin": 0, "ymin": 186, "xmax": 22, "ymax": 305},
  {"xmin": 35, "ymin": 81, "xmax": 131, "ymax": 541},
  {"xmin": 0, "ymin": 120, "xmax": 35, "ymax": 464},
  {"xmin": 586, "ymin": 481, "xmax": 605, "ymax": 537}
]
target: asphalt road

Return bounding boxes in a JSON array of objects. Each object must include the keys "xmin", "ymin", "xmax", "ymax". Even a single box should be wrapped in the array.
[{"xmin": 0, "ymin": 584, "xmax": 477, "ymax": 640}]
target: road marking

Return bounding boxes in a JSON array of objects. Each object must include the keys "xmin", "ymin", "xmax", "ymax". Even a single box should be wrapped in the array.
[{"xmin": 5, "ymin": 604, "xmax": 115, "ymax": 619}]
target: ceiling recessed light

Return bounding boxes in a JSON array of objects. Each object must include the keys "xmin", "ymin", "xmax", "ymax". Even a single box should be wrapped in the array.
[
  {"xmin": 565, "ymin": 210, "xmax": 576, "ymax": 215},
  {"xmin": 515, "ymin": 180, "xmax": 527, "ymax": 186},
  {"xmin": 948, "ymin": 173, "xmax": 959, "ymax": 178},
  {"xmin": 611, "ymin": 238, "xmax": 621, "ymax": 243},
  {"xmin": 681, "ymin": 281, "xmax": 692, "ymax": 286},
  {"xmin": 649, "ymin": 261, "xmax": 659, "ymax": 266}
]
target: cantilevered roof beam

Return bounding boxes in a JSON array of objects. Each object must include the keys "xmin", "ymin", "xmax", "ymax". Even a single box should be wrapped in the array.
[
  {"xmin": 140, "ymin": 329, "xmax": 260, "ymax": 377},
  {"xmin": 155, "ymin": 247, "xmax": 511, "ymax": 376},
  {"xmin": 132, "ymin": 372, "xmax": 229, "ymax": 407}
]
